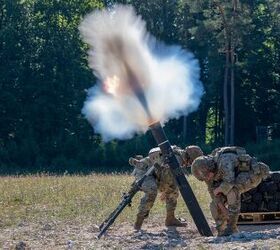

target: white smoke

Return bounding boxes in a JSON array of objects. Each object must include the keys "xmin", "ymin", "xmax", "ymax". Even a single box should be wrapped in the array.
[{"xmin": 79, "ymin": 5, "xmax": 203, "ymax": 141}]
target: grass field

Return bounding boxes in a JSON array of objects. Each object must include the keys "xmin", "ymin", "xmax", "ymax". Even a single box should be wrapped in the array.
[
  {"xmin": 2, "ymin": 174, "xmax": 280, "ymax": 249},
  {"xmin": 0, "ymin": 173, "xmax": 212, "ymax": 229}
]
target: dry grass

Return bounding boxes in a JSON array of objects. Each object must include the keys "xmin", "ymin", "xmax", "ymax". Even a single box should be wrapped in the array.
[
  {"xmin": 0, "ymin": 173, "xmax": 212, "ymax": 228},
  {"xmin": 2, "ymin": 174, "xmax": 280, "ymax": 250}
]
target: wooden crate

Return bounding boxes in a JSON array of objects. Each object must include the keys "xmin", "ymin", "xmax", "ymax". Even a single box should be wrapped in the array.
[{"xmin": 238, "ymin": 212, "xmax": 280, "ymax": 224}]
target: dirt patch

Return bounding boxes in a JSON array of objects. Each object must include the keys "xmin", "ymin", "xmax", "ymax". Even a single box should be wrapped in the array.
[{"xmin": 1, "ymin": 219, "xmax": 280, "ymax": 249}]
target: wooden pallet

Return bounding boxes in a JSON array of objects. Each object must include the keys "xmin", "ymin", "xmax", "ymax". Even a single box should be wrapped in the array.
[{"xmin": 238, "ymin": 212, "xmax": 280, "ymax": 224}]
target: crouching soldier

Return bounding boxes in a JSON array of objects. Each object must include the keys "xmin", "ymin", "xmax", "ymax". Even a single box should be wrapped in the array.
[
  {"xmin": 191, "ymin": 146, "xmax": 270, "ymax": 236},
  {"xmin": 129, "ymin": 145, "xmax": 203, "ymax": 230}
]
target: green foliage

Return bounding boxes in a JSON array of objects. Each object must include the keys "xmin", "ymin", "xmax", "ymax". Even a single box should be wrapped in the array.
[
  {"xmin": 0, "ymin": 0, "xmax": 279, "ymax": 174},
  {"xmin": 246, "ymin": 139, "xmax": 280, "ymax": 171}
]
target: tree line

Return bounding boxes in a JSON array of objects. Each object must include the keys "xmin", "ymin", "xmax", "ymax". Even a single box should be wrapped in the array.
[{"xmin": 0, "ymin": 0, "xmax": 279, "ymax": 174}]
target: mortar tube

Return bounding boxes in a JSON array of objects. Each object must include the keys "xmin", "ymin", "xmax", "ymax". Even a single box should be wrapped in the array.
[{"xmin": 149, "ymin": 121, "xmax": 213, "ymax": 236}]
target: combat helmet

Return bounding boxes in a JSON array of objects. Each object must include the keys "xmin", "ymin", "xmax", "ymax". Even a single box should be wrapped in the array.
[
  {"xmin": 191, "ymin": 155, "xmax": 214, "ymax": 181},
  {"xmin": 185, "ymin": 145, "xmax": 203, "ymax": 164},
  {"xmin": 148, "ymin": 147, "xmax": 162, "ymax": 164},
  {"xmin": 135, "ymin": 155, "xmax": 143, "ymax": 160}
]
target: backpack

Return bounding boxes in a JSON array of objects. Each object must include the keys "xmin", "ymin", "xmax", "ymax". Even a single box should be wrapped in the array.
[{"xmin": 211, "ymin": 146, "xmax": 252, "ymax": 172}]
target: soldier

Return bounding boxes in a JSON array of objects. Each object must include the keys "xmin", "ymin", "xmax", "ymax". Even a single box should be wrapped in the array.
[
  {"xmin": 129, "ymin": 145, "xmax": 203, "ymax": 230},
  {"xmin": 191, "ymin": 146, "xmax": 270, "ymax": 236}
]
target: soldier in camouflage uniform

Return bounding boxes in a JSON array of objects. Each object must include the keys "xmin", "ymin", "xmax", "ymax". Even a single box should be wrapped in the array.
[
  {"xmin": 129, "ymin": 145, "xmax": 203, "ymax": 230},
  {"xmin": 191, "ymin": 146, "xmax": 270, "ymax": 236}
]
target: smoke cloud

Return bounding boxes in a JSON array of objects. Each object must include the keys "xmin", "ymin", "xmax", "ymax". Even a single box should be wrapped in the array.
[{"xmin": 79, "ymin": 5, "xmax": 203, "ymax": 141}]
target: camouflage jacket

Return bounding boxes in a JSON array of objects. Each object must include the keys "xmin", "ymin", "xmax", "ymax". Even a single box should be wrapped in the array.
[
  {"xmin": 209, "ymin": 146, "xmax": 249, "ymax": 195},
  {"xmin": 211, "ymin": 152, "xmax": 238, "ymax": 195},
  {"xmin": 129, "ymin": 145, "xmax": 186, "ymax": 178}
]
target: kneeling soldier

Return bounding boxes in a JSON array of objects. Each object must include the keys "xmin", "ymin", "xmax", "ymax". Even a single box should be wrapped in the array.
[{"xmin": 191, "ymin": 146, "xmax": 270, "ymax": 236}]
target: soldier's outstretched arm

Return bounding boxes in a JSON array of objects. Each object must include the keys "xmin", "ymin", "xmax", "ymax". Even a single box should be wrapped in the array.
[
  {"xmin": 214, "ymin": 194, "xmax": 229, "ymax": 218},
  {"xmin": 208, "ymin": 181, "xmax": 229, "ymax": 220}
]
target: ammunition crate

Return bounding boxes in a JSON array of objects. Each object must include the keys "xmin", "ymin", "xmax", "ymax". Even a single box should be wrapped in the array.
[{"xmin": 238, "ymin": 171, "xmax": 280, "ymax": 224}]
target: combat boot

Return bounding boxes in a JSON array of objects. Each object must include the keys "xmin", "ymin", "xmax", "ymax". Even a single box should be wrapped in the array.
[
  {"xmin": 134, "ymin": 215, "xmax": 145, "ymax": 230},
  {"xmin": 220, "ymin": 215, "xmax": 239, "ymax": 236},
  {"xmin": 221, "ymin": 225, "xmax": 239, "ymax": 236},
  {"xmin": 165, "ymin": 211, "xmax": 186, "ymax": 227},
  {"xmin": 216, "ymin": 220, "xmax": 227, "ymax": 237}
]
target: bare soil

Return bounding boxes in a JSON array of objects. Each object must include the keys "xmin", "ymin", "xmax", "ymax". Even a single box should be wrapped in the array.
[{"xmin": 1, "ymin": 218, "xmax": 280, "ymax": 249}]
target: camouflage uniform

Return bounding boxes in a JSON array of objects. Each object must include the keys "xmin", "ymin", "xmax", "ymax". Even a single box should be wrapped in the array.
[
  {"xmin": 129, "ymin": 145, "xmax": 203, "ymax": 229},
  {"xmin": 192, "ymin": 146, "xmax": 270, "ymax": 236},
  {"xmin": 129, "ymin": 156, "xmax": 158, "ymax": 221}
]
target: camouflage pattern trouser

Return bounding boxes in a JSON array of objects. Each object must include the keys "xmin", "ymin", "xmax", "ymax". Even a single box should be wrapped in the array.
[
  {"xmin": 226, "ymin": 187, "xmax": 241, "ymax": 231},
  {"xmin": 210, "ymin": 162, "xmax": 269, "ymax": 233},
  {"xmin": 209, "ymin": 194, "xmax": 228, "ymax": 233},
  {"xmin": 137, "ymin": 175, "xmax": 158, "ymax": 218},
  {"xmin": 209, "ymin": 187, "xmax": 240, "ymax": 234},
  {"xmin": 157, "ymin": 167, "xmax": 179, "ymax": 214},
  {"xmin": 208, "ymin": 186, "xmax": 229, "ymax": 233},
  {"xmin": 137, "ymin": 167, "xmax": 179, "ymax": 218}
]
